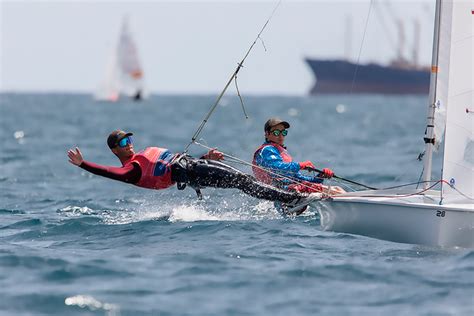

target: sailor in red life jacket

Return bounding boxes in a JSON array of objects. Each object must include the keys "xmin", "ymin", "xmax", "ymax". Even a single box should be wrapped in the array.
[
  {"xmin": 67, "ymin": 130, "xmax": 317, "ymax": 205},
  {"xmin": 253, "ymin": 118, "xmax": 345, "ymax": 196}
]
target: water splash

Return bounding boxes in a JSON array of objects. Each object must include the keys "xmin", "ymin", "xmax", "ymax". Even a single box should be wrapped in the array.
[
  {"xmin": 58, "ymin": 206, "xmax": 97, "ymax": 217},
  {"xmin": 58, "ymin": 195, "xmax": 290, "ymax": 225},
  {"xmin": 13, "ymin": 130, "xmax": 25, "ymax": 144},
  {"xmin": 65, "ymin": 295, "xmax": 119, "ymax": 315}
]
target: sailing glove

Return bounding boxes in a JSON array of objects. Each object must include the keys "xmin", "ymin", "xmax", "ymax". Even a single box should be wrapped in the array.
[
  {"xmin": 299, "ymin": 161, "xmax": 315, "ymax": 170},
  {"xmin": 318, "ymin": 168, "xmax": 334, "ymax": 178}
]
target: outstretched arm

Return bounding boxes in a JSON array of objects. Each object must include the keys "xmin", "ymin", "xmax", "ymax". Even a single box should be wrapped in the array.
[{"xmin": 67, "ymin": 147, "xmax": 141, "ymax": 184}]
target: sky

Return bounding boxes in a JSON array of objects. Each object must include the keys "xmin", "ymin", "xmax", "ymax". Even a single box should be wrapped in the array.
[{"xmin": 1, "ymin": 0, "xmax": 435, "ymax": 95}]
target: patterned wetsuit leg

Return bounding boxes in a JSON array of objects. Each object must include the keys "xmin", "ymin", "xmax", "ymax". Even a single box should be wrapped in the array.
[{"xmin": 186, "ymin": 159, "xmax": 302, "ymax": 203}]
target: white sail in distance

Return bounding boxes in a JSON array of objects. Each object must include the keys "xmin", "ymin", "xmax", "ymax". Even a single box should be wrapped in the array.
[
  {"xmin": 117, "ymin": 17, "xmax": 145, "ymax": 98},
  {"xmin": 95, "ymin": 16, "xmax": 146, "ymax": 101}
]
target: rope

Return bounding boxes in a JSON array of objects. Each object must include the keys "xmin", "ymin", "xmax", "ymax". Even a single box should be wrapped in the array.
[
  {"xmin": 380, "ymin": 180, "xmax": 433, "ymax": 191},
  {"xmin": 305, "ymin": 167, "xmax": 377, "ymax": 190}
]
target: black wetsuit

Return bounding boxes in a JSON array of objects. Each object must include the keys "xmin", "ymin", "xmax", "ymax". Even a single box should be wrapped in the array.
[{"xmin": 171, "ymin": 155, "xmax": 302, "ymax": 203}]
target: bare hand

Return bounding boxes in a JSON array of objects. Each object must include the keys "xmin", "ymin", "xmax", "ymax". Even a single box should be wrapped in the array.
[
  {"xmin": 67, "ymin": 147, "xmax": 84, "ymax": 166},
  {"xmin": 323, "ymin": 186, "xmax": 346, "ymax": 195},
  {"xmin": 204, "ymin": 148, "xmax": 224, "ymax": 161}
]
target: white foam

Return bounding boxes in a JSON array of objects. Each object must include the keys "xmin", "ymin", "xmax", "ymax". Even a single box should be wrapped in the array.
[
  {"xmin": 59, "ymin": 206, "xmax": 96, "ymax": 217},
  {"xmin": 65, "ymin": 295, "xmax": 119, "ymax": 315},
  {"xmin": 168, "ymin": 204, "xmax": 220, "ymax": 222},
  {"xmin": 164, "ymin": 200, "xmax": 277, "ymax": 222}
]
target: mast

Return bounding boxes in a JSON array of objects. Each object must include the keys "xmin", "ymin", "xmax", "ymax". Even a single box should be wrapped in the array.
[{"xmin": 422, "ymin": 0, "xmax": 442, "ymax": 189}]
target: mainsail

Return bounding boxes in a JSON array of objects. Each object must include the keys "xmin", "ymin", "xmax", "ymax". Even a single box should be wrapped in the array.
[{"xmin": 436, "ymin": 1, "xmax": 473, "ymax": 202}]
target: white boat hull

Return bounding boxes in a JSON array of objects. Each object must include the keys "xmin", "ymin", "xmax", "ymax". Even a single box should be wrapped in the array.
[
  {"xmin": 309, "ymin": 0, "xmax": 474, "ymax": 248},
  {"xmin": 313, "ymin": 190, "xmax": 474, "ymax": 248}
]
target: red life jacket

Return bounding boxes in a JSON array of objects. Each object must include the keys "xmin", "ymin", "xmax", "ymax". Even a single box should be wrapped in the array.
[
  {"xmin": 252, "ymin": 142, "xmax": 293, "ymax": 184},
  {"xmin": 124, "ymin": 147, "xmax": 176, "ymax": 190}
]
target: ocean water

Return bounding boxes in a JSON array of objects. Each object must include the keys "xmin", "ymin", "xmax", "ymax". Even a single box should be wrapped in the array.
[{"xmin": 0, "ymin": 93, "xmax": 472, "ymax": 315}]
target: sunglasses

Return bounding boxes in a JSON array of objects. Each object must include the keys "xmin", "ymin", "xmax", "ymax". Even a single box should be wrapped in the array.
[
  {"xmin": 270, "ymin": 129, "xmax": 288, "ymax": 137},
  {"xmin": 117, "ymin": 136, "xmax": 133, "ymax": 148}
]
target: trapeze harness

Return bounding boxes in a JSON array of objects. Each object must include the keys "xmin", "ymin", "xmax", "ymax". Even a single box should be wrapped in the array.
[
  {"xmin": 124, "ymin": 147, "xmax": 176, "ymax": 190},
  {"xmin": 252, "ymin": 143, "xmax": 293, "ymax": 186}
]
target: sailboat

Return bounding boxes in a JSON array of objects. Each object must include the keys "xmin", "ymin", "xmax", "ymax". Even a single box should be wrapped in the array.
[
  {"xmin": 96, "ymin": 16, "xmax": 146, "ymax": 102},
  {"xmin": 314, "ymin": 0, "xmax": 473, "ymax": 247}
]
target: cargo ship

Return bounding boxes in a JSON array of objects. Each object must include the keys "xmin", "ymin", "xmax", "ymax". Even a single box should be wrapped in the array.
[
  {"xmin": 305, "ymin": 58, "xmax": 430, "ymax": 94},
  {"xmin": 305, "ymin": 9, "xmax": 431, "ymax": 95}
]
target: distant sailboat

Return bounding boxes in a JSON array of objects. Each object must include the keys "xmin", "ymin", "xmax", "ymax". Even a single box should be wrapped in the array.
[{"xmin": 96, "ymin": 17, "xmax": 146, "ymax": 102}]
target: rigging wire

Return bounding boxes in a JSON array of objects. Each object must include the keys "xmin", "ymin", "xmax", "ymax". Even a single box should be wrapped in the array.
[
  {"xmin": 193, "ymin": 141, "xmax": 474, "ymax": 201},
  {"xmin": 234, "ymin": 75, "xmax": 248, "ymax": 119},
  {"xmin": 184, "ymin": 0, "xmax": 282, "ymax": 153},
  {"xmin": 349, "ymin": 0, "xmax": 374, "ymax": 94}
]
